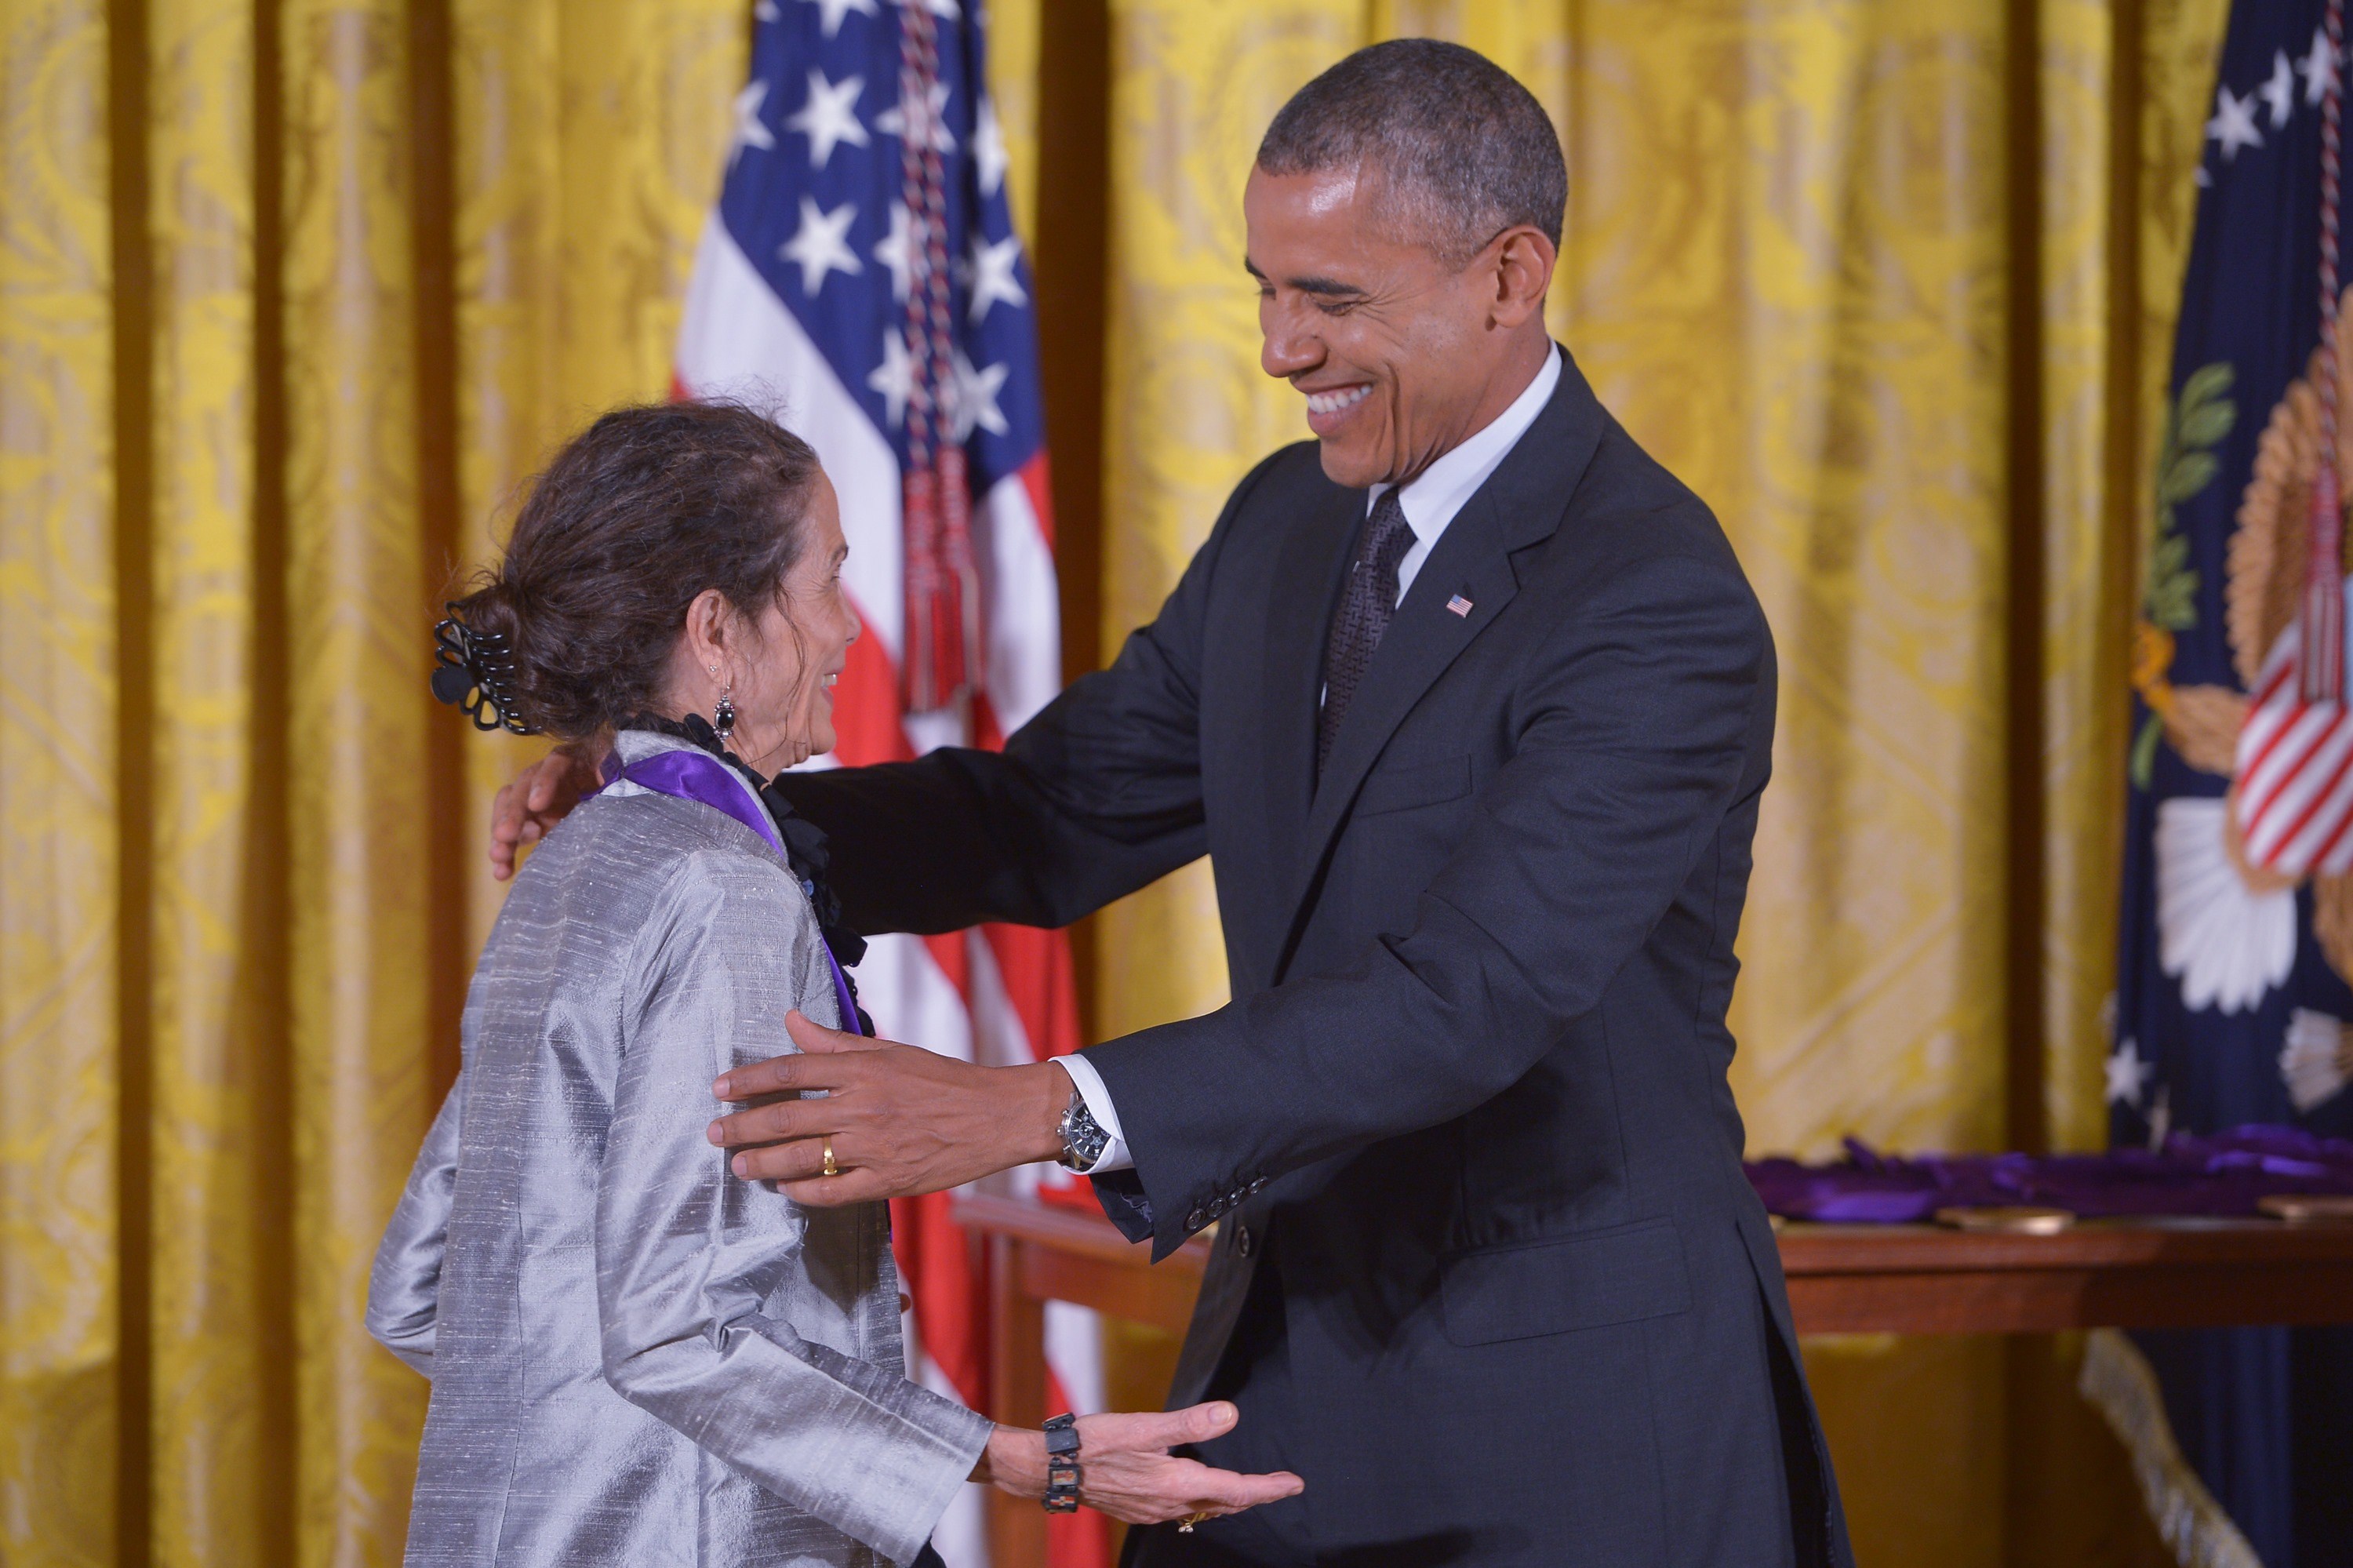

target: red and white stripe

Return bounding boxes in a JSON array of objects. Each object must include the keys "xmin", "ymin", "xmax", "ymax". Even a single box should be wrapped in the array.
[
  {"xmin": 2238, "ymin": 617, "xmax": 2353, "ymax": 873},
  {"xmin": 678, "ymin": 216, "xmax": 1110, "ymax": 1568}
]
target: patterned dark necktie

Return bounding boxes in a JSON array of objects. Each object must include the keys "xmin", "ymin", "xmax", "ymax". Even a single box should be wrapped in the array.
[{"xmin": 1318, "ymin": 486, "xmax": 1416, "ymax": 773}]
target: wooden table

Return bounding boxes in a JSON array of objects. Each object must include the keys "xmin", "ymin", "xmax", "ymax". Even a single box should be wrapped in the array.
[
  {"xmin": 1777, "ymin": 1216, "xmax": 2353, "ymax": 1333},
  {"xmin": 955, "ymin": 1194, "xmax": 2353, "ymax": 1564}
]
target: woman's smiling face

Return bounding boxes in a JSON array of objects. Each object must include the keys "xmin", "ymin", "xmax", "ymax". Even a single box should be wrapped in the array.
[{"xmin": 670, "ymin": 469, "xmax": 860, "ymax": 773}]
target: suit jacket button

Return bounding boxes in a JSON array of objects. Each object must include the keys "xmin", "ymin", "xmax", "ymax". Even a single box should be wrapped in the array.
[
  {"xmin": 1235, "ymin": 1224, "xmax": 1253, "ymax": 1257},
  {"xmin": 1185, "ymin": 1207, "xmax": 1207, "ymax": 1231}
]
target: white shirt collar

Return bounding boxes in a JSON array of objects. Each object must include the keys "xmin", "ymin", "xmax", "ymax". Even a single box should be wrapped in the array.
[{"xmin": 1373, "ymin": 344, "xmax": 1563, "ymax": 601}]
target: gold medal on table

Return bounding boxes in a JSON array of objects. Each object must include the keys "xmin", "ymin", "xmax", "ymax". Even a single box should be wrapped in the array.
[
  {"xmin": 1933, "ymin": 1206, "xmax": 2075, "ymax": 1235},
  {"xmin": 2258, "ymin": 1194, "xmax": 2353, "ymax": 1223}
]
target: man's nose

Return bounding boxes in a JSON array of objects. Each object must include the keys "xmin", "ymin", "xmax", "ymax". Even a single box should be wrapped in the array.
[{"xmin": 1260, "ymin": 311, "xmax": 1323, "ymax": 380}]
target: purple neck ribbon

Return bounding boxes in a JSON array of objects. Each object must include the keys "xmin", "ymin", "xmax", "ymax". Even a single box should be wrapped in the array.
[{"xmin": 598, "ymin": 744, "xmax": 865, "ymax": 1036}]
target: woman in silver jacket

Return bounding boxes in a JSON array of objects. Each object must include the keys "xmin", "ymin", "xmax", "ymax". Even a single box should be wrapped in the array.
[{"xmin": 368, "ymin": 404, "xmax": 1300, "ymax": 1567}]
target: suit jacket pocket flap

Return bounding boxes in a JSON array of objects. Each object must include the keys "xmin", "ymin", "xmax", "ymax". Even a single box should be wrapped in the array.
[
  {"xmin": 1356, "ymin": 753, "xmax": 1473, "ymax": 817},
  {"xmin": 1440, "ymin": 1217, "xmax": 1691, "ymax": 1345}
]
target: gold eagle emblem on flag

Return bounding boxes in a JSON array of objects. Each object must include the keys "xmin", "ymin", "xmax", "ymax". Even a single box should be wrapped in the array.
[{"xmin": 2133, "ymin": 311, "xmax": 2353, "ymax": 1023}]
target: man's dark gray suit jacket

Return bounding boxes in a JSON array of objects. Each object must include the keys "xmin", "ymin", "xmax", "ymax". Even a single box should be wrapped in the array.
[{"xmin": 773, "ymin": 350, "xmax": 1853, "ymax": 1567}]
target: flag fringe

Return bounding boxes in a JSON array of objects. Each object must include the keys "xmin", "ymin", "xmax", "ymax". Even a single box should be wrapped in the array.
[{"xmin": 2078, "ymin": 1329, "xmax": 2265, "ymax": 1568}]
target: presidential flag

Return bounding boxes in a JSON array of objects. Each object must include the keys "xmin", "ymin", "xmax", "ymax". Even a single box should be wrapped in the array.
[
  {"xmin": 2114, "ymin": 0, "xmax": 2353, "ymax": 1559},
  {"xmin": 675, "ymin": 4, "xmax": 1107, "ymax": 1564}
]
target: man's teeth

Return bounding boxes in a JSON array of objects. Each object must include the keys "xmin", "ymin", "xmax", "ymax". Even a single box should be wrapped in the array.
[{"xmin": 1306, "ymin": 385, "xmax": 1372, "ymax": 416}]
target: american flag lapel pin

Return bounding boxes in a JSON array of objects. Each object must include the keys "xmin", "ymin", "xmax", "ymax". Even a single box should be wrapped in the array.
[{"xmin": 1446, "ymin": 593, "xmax": 1474, "ymax": 617}]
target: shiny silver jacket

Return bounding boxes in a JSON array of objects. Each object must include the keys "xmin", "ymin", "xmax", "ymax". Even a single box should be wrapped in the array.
[{"xmin": 368, "ymin": 729, "xmax": 991, "ymax": 1567}]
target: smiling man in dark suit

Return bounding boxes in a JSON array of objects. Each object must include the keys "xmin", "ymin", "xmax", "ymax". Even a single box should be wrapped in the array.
[{"xmin": 496, "ymin": 36, "xmax": 1850, "ymax": 1568}]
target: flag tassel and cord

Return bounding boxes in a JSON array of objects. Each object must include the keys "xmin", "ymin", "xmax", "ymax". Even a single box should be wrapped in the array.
[
  {"xmin": 2304, "ymin": 0, "xmax": 2347, "ymax": 704},
  {"xmin": 896, "ymin": 0, "xmax": 982, "ymax": 715}
]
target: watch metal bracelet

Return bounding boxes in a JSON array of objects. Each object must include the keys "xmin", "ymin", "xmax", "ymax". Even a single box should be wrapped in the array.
[{"xmin": 1042, "ymin": 1412, "xmax": 1081, "ymax": 1512}]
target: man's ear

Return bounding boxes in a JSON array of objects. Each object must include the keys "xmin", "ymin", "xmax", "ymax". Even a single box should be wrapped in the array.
[{"xmin": 1489, "ymin": 226, "xmax": 1557, "ymax": 329}]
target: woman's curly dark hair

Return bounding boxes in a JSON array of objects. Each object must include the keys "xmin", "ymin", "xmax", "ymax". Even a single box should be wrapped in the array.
[{"xmin": 444, "ymin": 401, "xmax": 823, "ymax": 742}]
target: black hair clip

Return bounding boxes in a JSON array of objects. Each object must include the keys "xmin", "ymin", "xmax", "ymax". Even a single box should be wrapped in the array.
[{"xmin": 431, "ymin": 604, "xmax": 536, "ymax": 734}]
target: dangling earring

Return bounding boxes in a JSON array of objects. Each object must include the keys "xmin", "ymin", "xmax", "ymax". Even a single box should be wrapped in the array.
[{"xmin": 707, "ymin": 664, "xmax": 737, "ymax": 742}]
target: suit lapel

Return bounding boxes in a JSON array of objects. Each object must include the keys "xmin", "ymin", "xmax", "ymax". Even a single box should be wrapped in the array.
[
  {"xmin": 1258, "ymin": 481, "xmax": 1364, "ymax": 913},
  {"xmin": 1273, "ymin": 351, "xmax": 1612, "ymax": 974},
  {"xmin": 1286, "ymin": 493, "xmax": 1520, "ymax": 911}
]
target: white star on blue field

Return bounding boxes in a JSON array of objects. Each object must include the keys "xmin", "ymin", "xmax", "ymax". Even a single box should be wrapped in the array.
[{"xmin": 719, "ymin": 0, "xmax": 1044, "ymax": 483}]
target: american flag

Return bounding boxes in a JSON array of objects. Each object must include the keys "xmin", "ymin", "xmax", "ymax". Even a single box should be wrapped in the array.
[
  {"xmin": 674, "ymin": 3, "xmax": 1107, "ymax": 1564},
  {"xmin": 2116, "ymin": 0, "xmax": 2353, "ymax": 1546}
]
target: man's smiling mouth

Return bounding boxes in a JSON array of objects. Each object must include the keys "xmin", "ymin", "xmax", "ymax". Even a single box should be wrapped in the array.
[{"xmin": 1303, "ymin": 384, "xmax": 1372, "ymax": 416}]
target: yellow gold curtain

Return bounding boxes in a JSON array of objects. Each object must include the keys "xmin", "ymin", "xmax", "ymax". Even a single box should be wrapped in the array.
[
  {"xmin": 444, "ymin": 0, "xmax": 748, "ymax": 953},
  {"xmin": 2, "ymin": 0, "xmax": 119, "ymax": 1558},
  {"xmin": 0, "ymin": 0, "xmax": 744, "ymax": 1559}
]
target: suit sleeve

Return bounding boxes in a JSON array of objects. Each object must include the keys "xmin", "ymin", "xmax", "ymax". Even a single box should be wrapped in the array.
[
  {"xmin": 1080, "ymin": 547, "xmax": 1775, "ymax": 1257},
  {"xmin": 366, "ymin": 1071, "xmax": 467, "ymax": 1376},
  {"xmin": 769, "ymin": 452, "xmax": 1285, "ymax": 937},
  {"xmin": 595, "ymin": 853, "xmax": 991, "ymax": 1566}
]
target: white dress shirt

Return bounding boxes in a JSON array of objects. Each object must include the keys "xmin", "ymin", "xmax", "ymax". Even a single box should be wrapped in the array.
[
  {"xmin": 1059, "ymin": 345, "xmax": 1564, "ymax": 1174},
  {"xmin": 1381, "ymin": 344, "xmax": 1562, "ymax": 606}
]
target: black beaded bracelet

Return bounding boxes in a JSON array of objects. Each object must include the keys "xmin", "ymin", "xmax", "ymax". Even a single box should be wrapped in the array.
[{"xmin": 1043, "ymin": 1412, "xmax": 1081, "ymax": 1513}]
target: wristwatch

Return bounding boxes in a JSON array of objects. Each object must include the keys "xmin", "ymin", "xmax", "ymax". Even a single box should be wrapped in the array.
[{"xmin": 1056, "ymin": 1088, "xmax": 1110, "ymax": 1173}]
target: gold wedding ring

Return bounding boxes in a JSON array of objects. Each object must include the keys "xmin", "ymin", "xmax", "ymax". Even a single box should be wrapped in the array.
[
  {"xmin": 1178, "ymin": 1512, "xmax": 1210, "ymax": 1534},
  {"xmin": 821, "ymin": 1140, "xmax": 840, "ymax": 1178}
]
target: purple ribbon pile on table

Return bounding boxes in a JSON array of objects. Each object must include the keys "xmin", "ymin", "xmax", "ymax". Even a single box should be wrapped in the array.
[{"xmin": 1744, "ymin": 1126, "xmax": 2353, "ymax": 1223}]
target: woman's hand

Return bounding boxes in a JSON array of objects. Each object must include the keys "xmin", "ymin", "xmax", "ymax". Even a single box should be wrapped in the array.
[
  {"xmin": 488, "ymin": 744, "xmax": 602, "ymax": 880},
  {"xmin": 969, "ymin": 1402, "xmax": 1304, "ymax": 1526}
]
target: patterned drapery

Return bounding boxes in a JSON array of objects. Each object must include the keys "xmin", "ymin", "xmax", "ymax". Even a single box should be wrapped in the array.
[
  {"xmin": 0, "ymin": 0, "xmax": 2234, "ymax": 1563},
  {"xmin": 1, "ymin": 2, "xmax": 745, "ymax": 1560}
]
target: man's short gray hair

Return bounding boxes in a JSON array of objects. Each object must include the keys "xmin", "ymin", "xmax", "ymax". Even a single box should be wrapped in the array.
[{"xmin": 1257, "ymin": 39, "xmax": 1566, "ymax": 267}]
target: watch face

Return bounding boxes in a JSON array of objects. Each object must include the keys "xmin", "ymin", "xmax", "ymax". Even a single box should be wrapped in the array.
[{"xmin": 1060, "ymin": 1095, "xmax": 1109, "ymax": 1169}]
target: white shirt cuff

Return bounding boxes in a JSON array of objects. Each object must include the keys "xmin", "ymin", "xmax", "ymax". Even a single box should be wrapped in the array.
[{"xmin": 1054, "ymin": 1053, "xmax": 1133, "ymax": 1173}]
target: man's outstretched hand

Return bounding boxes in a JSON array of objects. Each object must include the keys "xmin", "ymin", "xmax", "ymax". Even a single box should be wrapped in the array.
[
  {"xmin": 488, "ymin": 745, "xmax": 601, "ymax": 880},
  {"xmin": 709, "ymin": 1011, "xmax": 1071, "ymax": 1203}
]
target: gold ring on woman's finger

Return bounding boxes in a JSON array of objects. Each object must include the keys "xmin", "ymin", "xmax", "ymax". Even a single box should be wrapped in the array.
[
  {"xmin": 1177, "ymin": 1512, "xmax": 1210, "ymax": 1534},
  {"xmin": 821, "ymin": 1140, "xmax": 840, "ymax": 1178}
]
